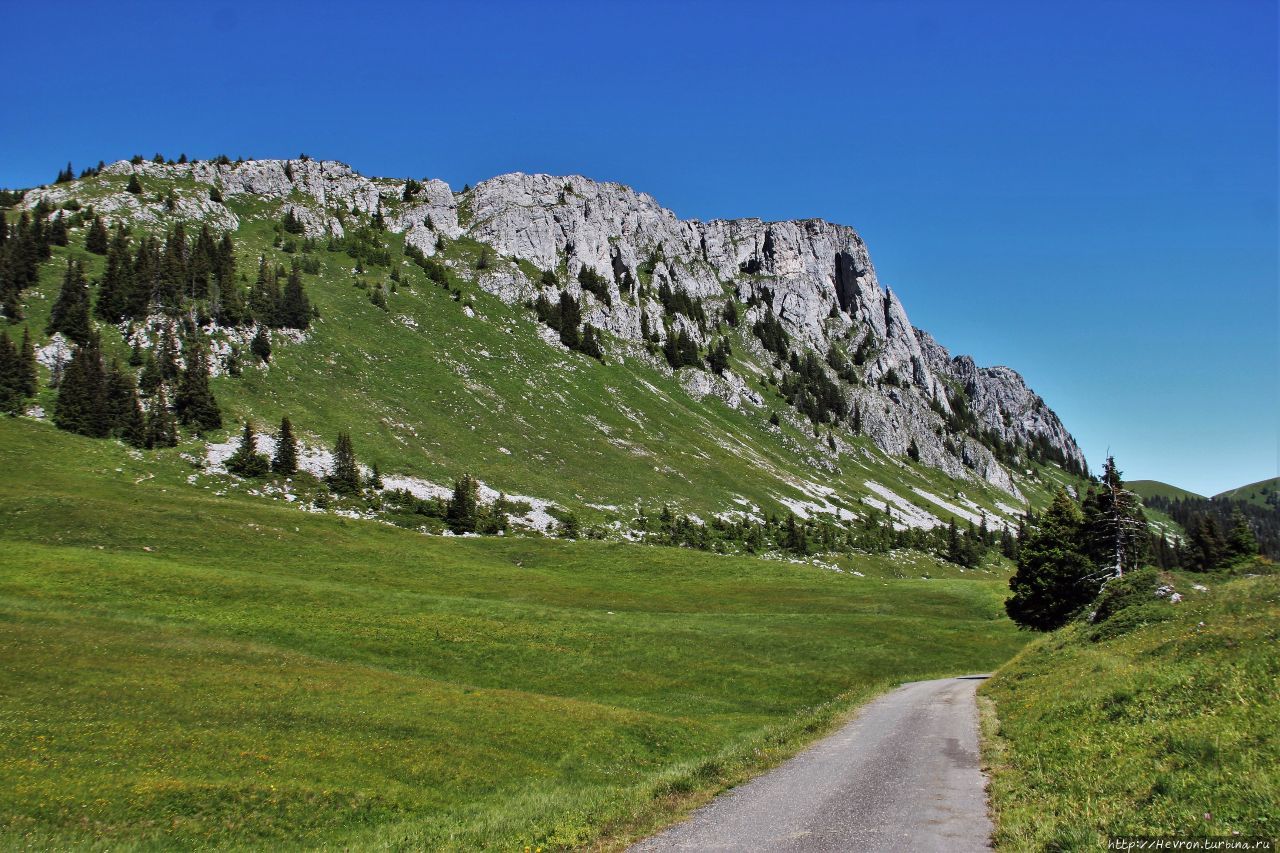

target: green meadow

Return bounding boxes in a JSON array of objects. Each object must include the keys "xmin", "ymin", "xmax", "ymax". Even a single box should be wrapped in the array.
[
  {"xmin": 981, "ymin": 567, "xmax": 1279, "ymax": 850},
  {"xmin": 0, "ymin": 417, "xmax": 1028, "ymax": 849}
]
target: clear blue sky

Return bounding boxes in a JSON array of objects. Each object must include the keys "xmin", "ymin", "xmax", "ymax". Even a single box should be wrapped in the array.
[{"xmin": 4, "ymin": 0, "xmax": 1275, "ymax": 496}]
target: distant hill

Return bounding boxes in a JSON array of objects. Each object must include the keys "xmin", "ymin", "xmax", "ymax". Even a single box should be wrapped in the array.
[
  {"xmin": 1128, "ymin": 480, "xmax": 1205, "ymax": 502},
  {"xmin": 1214, "ymin": 477, "xmax": 1279, "ymax": 510}
]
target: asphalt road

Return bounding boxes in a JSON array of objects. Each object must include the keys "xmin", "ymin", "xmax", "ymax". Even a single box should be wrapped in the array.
[{"xmin": 629, "ymin": 676, "xmax": 993, "ymax": 853}]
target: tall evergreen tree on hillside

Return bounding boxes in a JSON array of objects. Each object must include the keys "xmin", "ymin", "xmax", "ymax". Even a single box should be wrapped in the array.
[
  {"xmin": 173, "ymin": 335, "xmax": 221, "ymax": 433},
  {"xmin": 104, "ymin": 362, "xmax": 146, "ymax": 448},
  {"xmin": 278, "ymin": 261, "xmax": 311, "ymax": 329},
  {"xmin": 95, "ymin": 226, "xmax": 134, "ymax": 322},
  {"xmin": 249, "ymin": 256, "xmax": 279, "ymax": 326},
  {"xmin": 1081, "ymin": 456, "xmax": 1149, "ymax": 576},
  {"xmin": 447, "ymin": 474, "xmax": 480, "ymax": 534},
  {"xmin": 327, "ymin": 431, "xmax": 360, "ymax": 495},
  {"xmin": 557, "ymin": 291, "xmax": 581, "ymax": 349},
  {"xmin": 226, "ymin": 420, "xmax": 270, "ymax": 477},
  {"xmin": 272, "ymin": 416, "xmax": 298, "ymax": 475},
  {"xmin": 47, "ymin": 259, "xmax": 92, "ymax": 345},
  {"xmin": 1005, "ymin": 489, "xmax": 1099, "ymax": 631},
  {"xmin": 0, "ymin": 331, "xmax": 21, "ymax": 414},
  {"xmin": 1225, "ymin": 510, "xmax": 1260, "ymax": 560},
  {"xmin": 250, "ymin": 327, "xmax": 271, "ymax": 363},
  {"xmin": 84, "ymin": 215, "xmax": 109, "ymax": 254},
  {"xmin": 54, "ymin": 335, "xmax": 109, "ymax": 437},
  {"xmin": 17, "ymin": 327, "xmax": 37, "ymax": 398},
  {"xmin": 145, "ymin": 386, "xmax": 178, "ymax": 448}
]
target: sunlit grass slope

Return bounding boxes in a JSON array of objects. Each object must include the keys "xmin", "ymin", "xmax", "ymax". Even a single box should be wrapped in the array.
[
  {"xmin": 0, "ymin": 418, "xmax": 1027, "ymax": 849},
  {"xmin": 981, "ymin": 567, "xmax": 1279, "ymax": 850}
]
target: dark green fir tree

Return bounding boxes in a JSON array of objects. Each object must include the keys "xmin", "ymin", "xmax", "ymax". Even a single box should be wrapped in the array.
[{"xmin": 272, "ymin": 416, "xmax": 298, "ymax": 476}]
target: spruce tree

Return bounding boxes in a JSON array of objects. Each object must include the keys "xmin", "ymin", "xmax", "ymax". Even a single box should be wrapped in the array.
[
  {"xmin": 1225, "ymin": 510, "xmax": 1259, "ymax": 560},
  {"xmin": 105, "ymin": 360, "xmax": 145, "ymax": 445},
  {"xmin": 85, "ymin": 216, "xmax": 109, "ymax": 254},
  {"xmin": 226, "ymin": 420, "xmax": 270, "ymax": 477},
  {"xmin": 126, "ymin": 174, "xmax": 143, "ymax": 194},
  {"xmin": 278, "ymin": 262, "xmax": 311, "ymax": 329},
  {"xmin": 156, "ymin": 325, "xmax": 180, "ymax": 380},
  {"xmin": 173, "ymin": 335, "xmax": 221, "ymax": 433},
  {"xmin": 557, "ymin": 291, "xmax": 581, "ymax": 349},
  {"xmin": 580, "ymin": 323, "xmax": 604, "ymax": 361},
  {"xmin": 447, "ymin": 474, "xmax": 480, "ymax": 534},
  {"xmin": 138, "ymin": 350, "xmax": 162, "ymax": 396},
  {"xmin": 1005, "ymin": 489, "xmax": 1098, "ymax": 631},
  {"xmin": 18, "ymin": 327, "xmax": 37, "ymax": 398},
  {"xmin": 95, "ymin": 226, "xmax": 133, "ymax": 322},
  {"xmin": 145, "ymin": 387, "xmax": 178, "ymax": 448},
  {"xmin": 250, "ymin": 327, "xmax": 272, "ymax": 363},
  {"xmin": 327, "ymin": 431, "xmax": 361, "ymax": 495},
  {"xmin": 47, "ymin": 259, "xmax": 92, "ymax": 345},
  {"xmin": 0, "ymin": 331, "xmax": 20, "ymax": 414},
  {"xmin": 54, "ymin": 335, "xmax": 109, "ymax": 437},
  {"xmin": 1080, "ymin": 456, "xmax": 1149, "ymax": 576},
  {"xmin": 272, "ymin": 416, "xmax": 298, "ymax": 475}
]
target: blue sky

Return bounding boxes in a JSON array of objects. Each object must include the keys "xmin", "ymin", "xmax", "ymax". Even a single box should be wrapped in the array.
[{"xmin": 3, "ymin": 0, "xmax": 1275, "ymax": 495}]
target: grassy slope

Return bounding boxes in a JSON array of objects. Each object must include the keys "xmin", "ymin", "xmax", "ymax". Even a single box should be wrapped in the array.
[
  {"xmin": 1128, "ymin": 480, "xmax": 1205, "ymax": 502},
  {"xmin": 1214, "ymin": 476, "xmax": 1279, "ymax": 509},
  {"xmin": 11, "ymin": 177, "xmax": 1084, "ymax": 531},
  {"xmin": 980, "ymin": 568, "xmax": 1279, "ymax": 850},
  {"xmin": 0, "ymin": 417, "xmax": 1028, "ymax": 849}
]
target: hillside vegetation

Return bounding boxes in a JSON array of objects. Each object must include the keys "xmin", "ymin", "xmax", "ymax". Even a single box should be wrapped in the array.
[
  {"xmin": 0, "ymin": 417, "xmax": 1028, "ymax": 849},
  {"xmin": 981, "ymin": 565, "xmax": 1279, "ymax": 849}
]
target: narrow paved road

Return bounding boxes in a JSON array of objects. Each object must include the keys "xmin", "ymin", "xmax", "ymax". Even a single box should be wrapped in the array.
[{"xmin": 630, "ymin": 676, "xmax": 992, "ymax": 853}]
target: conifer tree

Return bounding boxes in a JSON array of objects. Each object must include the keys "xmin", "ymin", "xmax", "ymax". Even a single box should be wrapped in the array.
[
  {"xmin": 54, "ymin": 335, "xmax": 109, "ymax": 437},
  {"xmin": 49, "ymin": 215, "xmax": 69, "ymax": 247},
  {"xmin": 95, "ymin": 227, "xmax": 134, "ymax": 322},
  {"xmin": 278, "ymin": 262, "xmax": 311, "ymax": 329},
  {"xmin": 127, "ymin": 339, "xmax": 145, "ymax": 367},
  {"xmin": 47, "ymin": 259, "xmax": 92, "ymax": 344},
  {"xmin": 272, "ymin": 416, "xmax": 298, "ymax": 475},
  {"xmin": 327, "ymin": 431, "xmax": 361, "ymax": 495},
  {"xmin": 1080, "ymin": 456, "xmax": 1149, "ymax": 576},
  {"xmin": 85, "ymin": 216, "xmax": 109, "ymax": 254},
  {"xmin": 1225, "ymin": 510, "xmax": 1259, "ymax": 559},
  {"xmin": 1005, "ymin": 489, "xmax": 1097, "ymax": 631},
  {"xmin": 447, "ymin": 473, "xmax": 480, "ymax": 534},
  {"xmin": 0, "ymin": 331, "xmax": 20, "ymax": 414},
  {"xmin": 557, "ymin": 291, "xmax": 581, "ymax": 349},
  {"xmin": 126, "ymin": 174, "xmax": 143, "ymax": 194},
  {"xmin": 17, "ymin": 326, "xmax": 37, "ymax": 398},
  {"xmin": 156, "ymin": 325, "xmax": 180, "ymax": 380},
  {"xmin": 250, "ymin": 327, "xmax": 271, "ymax": 363},
  {"xmin": 105, "ymin": 360, "xmax": 145, "ymax": 445},
  {"xmin": 249, "ymin": 256, "xmax": 279, "ymax": 326},
  {"xmin": 226, "ymin": 420, "xmax": 270, "ymax": 477},
  {"xmin": 138, "ymin": 350, "xmax": 162, "ymax": 396},
  {"xmin": 173, "ymin": 335, "xmax": 221, "ymax": 433},
  {"xmin": 580, "ymin": 323, "xmax": 604, "ymax": 361},
  {"xmin": 145, "ymin": 387, "xmax": 178, "ymax": 448}
]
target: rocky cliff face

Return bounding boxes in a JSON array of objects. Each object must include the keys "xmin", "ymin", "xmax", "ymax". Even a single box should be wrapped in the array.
[{"xmin": 23, "ymin": 159, "xmax": 1086, "ymax": 496}]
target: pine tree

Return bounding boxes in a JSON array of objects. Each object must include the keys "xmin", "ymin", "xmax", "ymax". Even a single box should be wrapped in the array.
[
  {"xmin": 54, "ymin": 335, "xmax": 109, "ymax": 437},
  {"xmin": 557, "ymin": 291, "xmax": 581, "ymax": 349},
  {"xmin": 367, "ymin": 461, "xmax": 383, "ymax": 490},
  {"xmin": 278, "ymin": 262, "xmax": 311, "ymax": 329},
  {"xmin": 104, "ymin": 360, "xmax": 145, "ymax": 446},
  {"xmin": 1080, "ymin": 456, "xmax": 1149, "ymax": 577},
  {"xmin": 0, "ymin": 331, "xmax": 20, "ymax": 414},
  {"xmin": 156, "ymin": 325, "xmax": 180, "ymax": 380},
  {"xmin": 580, "ymin": 323, "xmax": 604, "ymax": 361},
  {"xmin": 1005, "ymin": 489, "xmax": 1098, "ymax": 631},
  {"xmin": 145, "ymin": 386, "xmax": 178, "ymax": 448},
  {"xmin": 128, "ymin": 339, "xmax": 145, "ymax": 367},
  {"xmin": 138, "ymin": 350, "xmax": 162, "ymax": 396},
  {"xmin": 1224, "ymin": 510, "xmax": 1259, "ymax": 560},
  {"xmin": 226, "ymin": 420, "xmax": 270, "ymax": 477},
  {"xmin": 272, "ymin": 416, "xmax": 298, "ymax": 475},
  {"xmin": 327, "ymin": 431, "xmax": 361, "ymax": 495},
  {"xmin": 249, "ymin": 256, "xmax": 279, "ymax": 326},
  {"xmin": 447, "ymin": 473, "xmax": 480, "ymax": 534},
  {"xmin": 95, "ymin": 226, "xmax": 134, "ymax": 322},
  {"xmin": 17, "ymin": 326, "xmax": 37, "ymax": 398},
  {"xmin": 173, "ymin": 335, "xmax": 221, "ymax": 433},
  {"xmin": 126, "ymin": 174, "xmax": 143, "ymax": 194},
  {"xmin": 85, "ymin": 216, "xmax": 109, "ymax": 254},
  {"xmin": 47, "ymin": 259, "xmax": 92, "ymax": 345},
  {"xmin": 250, "ymin": 327, "xmax": 272, "ymax": 363}
]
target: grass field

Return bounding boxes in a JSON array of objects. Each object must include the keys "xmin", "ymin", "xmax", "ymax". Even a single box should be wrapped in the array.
[
  {"xmin": 1127, "ymin": 480, "xmax": 1205, "ymax": 502},
  {"xmin": 0, "ymin": 417, "xmax": 1029, "ymax": 849},
  {"xmin": 980, "ymin": 566, "xmax": 1279, "ymax": 850}
]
